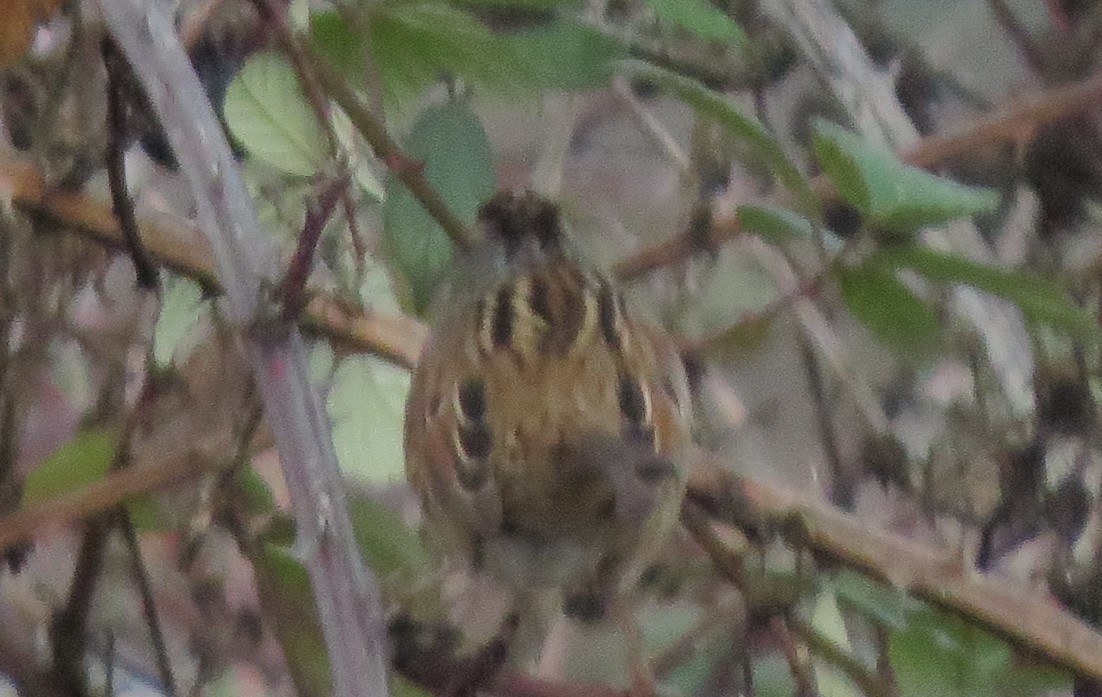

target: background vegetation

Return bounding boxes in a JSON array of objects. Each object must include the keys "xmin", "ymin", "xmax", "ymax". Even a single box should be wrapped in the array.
[{"xmin": 2, "ymin": 0, "xmax": 1102, "ymax": 696}]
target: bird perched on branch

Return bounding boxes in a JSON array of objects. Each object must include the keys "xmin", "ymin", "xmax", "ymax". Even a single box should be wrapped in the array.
[{"xmin": 404, "ymin": 190, "xmax": 692, "ymax": 691}]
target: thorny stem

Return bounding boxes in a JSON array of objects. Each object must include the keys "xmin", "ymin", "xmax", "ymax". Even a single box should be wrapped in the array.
[{"xmin": 96, "ymin": 4, "xmax": 391, "ymax": 697}]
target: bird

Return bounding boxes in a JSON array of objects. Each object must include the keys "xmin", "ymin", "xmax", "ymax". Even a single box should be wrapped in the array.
[{"xmin": 403, "ymin": 190, "xmax": 693, "ymax": 688}]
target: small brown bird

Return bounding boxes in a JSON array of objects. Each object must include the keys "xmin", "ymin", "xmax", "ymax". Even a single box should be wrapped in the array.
[{"xmin": 403, "ymin": 191, "xmax": 692, "ymax": 678}]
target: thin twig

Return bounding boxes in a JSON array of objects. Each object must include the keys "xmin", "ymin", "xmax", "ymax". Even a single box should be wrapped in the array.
[
  {"xmin": 50, "ymin": 516, "xmax": 108, "ymax": 697},
  {"xmin": 649, "ymin": 592, "xmax": 745, "ymax": 680},
  {"xmin": 789, "ymin": 615, "xmax": 895, "ymax": 697},
  {"xmin": 611, "ymin": 75, "xmax": 691, "ymax": 178},
  {"xmin": 873, "ymin": 623, "xmax": 896, "ymax": 694},
  {"xmin": 103, "ymin": 377, "xmax": 180, "ymax": 696},
  {"xmin": 799, "ymin": 334, "xmax": 851, "ymax": 510},
  {"xmin": 743, "ymin": 237, "xmax": 890, "ymax": 434},
  {"xmin": 308, "ymin": 51, "xmax": 474, "ymax": 251},
  {"xmin": 102, "ymin": 38, "xmax": 159, "ymax": 290},
  {"xmin": 250, "ymin": 0, "xmax": 372, "ymax": 312},
  {"xmin": 280, "ymin": 174, "xmax": 348, "ymax": 321},
  {"xmin": 117, "ymin": 511, "xmax": 178, "ymax": 697},
  {"xmin": 250, "ymin": 0, "xmax": 339, "ymax": 155},
  {"xmin": 986, "ymin": 0, "xmax": 1049, "ymax": 75},
  {"xmin": 771, "ymin": 615, "xmax": 818, "ymax": 697}
]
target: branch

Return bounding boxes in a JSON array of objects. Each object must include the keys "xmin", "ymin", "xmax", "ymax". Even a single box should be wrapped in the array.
[
  {"xmin": 94, "ymin": 3, "xmax": 390, "ymax": 697},
  {"xmin": 309, "ymin": 49, "xmax": 475, "ymax": 251},
  {"xmin": 8, "ymin": 63, "xmax": 1102, "ymax": 360},
  {"xmin": 0, "ymin": 149, "xmax": 426, "ymax": 368},
  {"xmin": 683, "ymin": 461, "xmax": 1102, "ymax": 684},
  {"xmin": 613, "ymin": 69, "xmax": 1102, "ymax": 280},
  {"xmin": 762, "ymin": 0, "xmax": 1036, "ymax": 425}
]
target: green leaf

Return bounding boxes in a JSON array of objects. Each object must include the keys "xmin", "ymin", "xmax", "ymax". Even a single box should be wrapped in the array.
[
  {"xmin": 812, "ymin": 120, "xmax": 999, "ymax": 233},
  {"xmin": 738, "ymin": 204, "xmax": 814, "ymax": 245},
  {"xmin": 310, "ymin": 12, "xmax": 369, "ymax": 87},
  {"xmin": 252, "ymin": 542, "xmax": 332, "ymax": 696},
  {"xmin": 126, "ymin": 497, "xmax": 170, "ymax": 532},
  {"xmin": 367, "ymin": 2, "xmax": 527, "ymax": 106},
  {"xmin": 643, "ymin": 0, "xmax": 746, "ymax": 45},
  {"xmin": 224, "ymin": 52, "xmax": 329, "ymax": 176},
  {"xmin": 618, "ymin": 60, "xmax": 816, "ymax": 215},
  {"xmin": 837, "ymin": 261, "xmax": 940, "ymax": 351},
  {"xmin": 233, "ymin": 465, "xmax": 279, "ymax": 516},
  {"xmin": 382, "ymin": 101, "xmax": 495, "ymax": 314},
  {"xmin": 890, "ymin": 606, "xmax": 1011, "ymax": 697},
  {"xmin": 24, "ymin": 429, "xmax": 169, "ymax": 528},
  {"xmin": 153, "ymin": 276, "xmax": 206, "ymax": 367},
  {"xmin": 328, "ymin": 355, "xmax": 410, "ymax": 484},
  {"xmin": 347, "ymin": 489, "xmax": 429, "ymax": 581},
  {"xmin": 995, "ymin": 662, "xmax": 1071, "ymax": 697},
  {"xmin": 876, "ymin": 245, "xmax": 1102, "ymax": 341},
  {"xmin": 831, "ymin": 571, "xmax": 915, "ymax": 630},
  {"xmin": 391, "ymin": 677, "xmax": 433, "ymax": 697},
  {"xmin": 448, "ymin": 0, "xmax": 581, "ymax": 7},
  {"xmin": 23, "ymin": 429, "xmax": 117, "ymax": 504},
  {"xmin": 499, "ymin": 19, "xmax": 629, "ymax": 90}
]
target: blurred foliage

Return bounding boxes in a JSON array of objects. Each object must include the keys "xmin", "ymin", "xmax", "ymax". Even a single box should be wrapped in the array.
[
  {"xmin": 381, "ymin": 101, "xmax": 495, "ymax": 314},
  {"xmin": 5, "ymin": 0, "xmax": 1102, "ymax": 696}
]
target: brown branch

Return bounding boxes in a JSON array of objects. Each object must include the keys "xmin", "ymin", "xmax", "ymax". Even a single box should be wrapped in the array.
[
  {"xmin": 683, "ymin": 460, "xmax": 1102, "ymax": 684},
  {"xmin": 0, "ymin": 149, "xmax": 220, "ymax": 287},
  {"xmin": 0, "ymin": 148, "xmax": 426, "ymax": 367},
  {"xmin": 6, "ymin": 68, "xmax": 1102, "ymax": 362},
  {"xmin": 617, "ymin": 69, "xmax": 1102, "ymax": 279},
  {"xmin": 0, "ymin": 450, "xmax": 217, "ymax": 554},
  {"xmin": 770, "ymin": 615, "xmax": 818, "ymax": 697},
  {"xmin": 898, "ymin": 71, "xmax": 1102, "ymax": 169},
  {"xmin": 279, "ymin": 174, "xmax": 348, "ymax": 321}
]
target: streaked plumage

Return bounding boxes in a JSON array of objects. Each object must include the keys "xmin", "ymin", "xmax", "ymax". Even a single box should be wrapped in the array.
[{"xmin": 404, "ymin": 191, "xmax": 692, "ymax": 616}]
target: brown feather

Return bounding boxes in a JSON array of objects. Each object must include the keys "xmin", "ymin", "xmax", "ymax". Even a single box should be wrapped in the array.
[{"xmin": 404, "ymin": 191, "xmax": 691, "ymax": 604}]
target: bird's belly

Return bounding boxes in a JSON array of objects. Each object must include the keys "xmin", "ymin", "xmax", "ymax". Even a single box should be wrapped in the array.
[{"xmin": 481, "ymin": 533, "xmax": 603, "ymax": 590}]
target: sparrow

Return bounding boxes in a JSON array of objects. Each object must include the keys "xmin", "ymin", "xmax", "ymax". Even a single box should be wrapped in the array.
[{"xmin": 403, "ymin": 190, "xmax": 692, "ymax": 650}]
